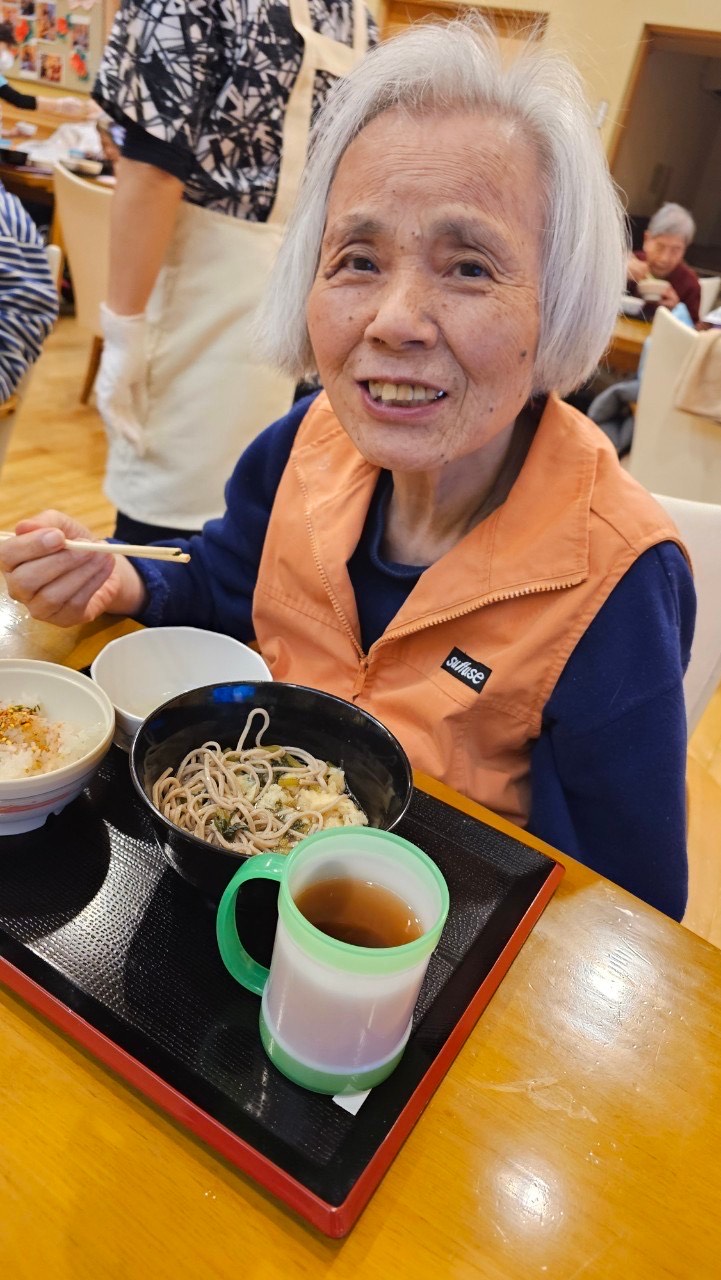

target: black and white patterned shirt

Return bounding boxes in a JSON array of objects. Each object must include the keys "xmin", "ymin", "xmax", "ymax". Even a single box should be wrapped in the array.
[{"xmin": 93, "ymin": 0, "xmax": 374, "ymax": 221}]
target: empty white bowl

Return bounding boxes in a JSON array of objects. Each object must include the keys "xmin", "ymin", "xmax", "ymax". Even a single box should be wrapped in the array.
[
  {"xmin": 90, "ymin": 626, "xmax": 272, "ymax": 751},
  {"xmin": 0, "ymin": 660, "xmax": 115, "ymax": 836},
  {"xmin": 619, "ymin": 294, "xmax": 644, "ymax": 318}
]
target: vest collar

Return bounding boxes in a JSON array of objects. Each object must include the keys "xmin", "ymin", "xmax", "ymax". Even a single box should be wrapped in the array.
[{"xmin": 292, "ymin": 393, "xmax": 596, "ymax": 637}]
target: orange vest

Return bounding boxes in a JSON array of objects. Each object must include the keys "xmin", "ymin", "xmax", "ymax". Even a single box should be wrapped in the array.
[{"xmin": 253, "ymin": 393, "xmax": 686, "ymax": 827}]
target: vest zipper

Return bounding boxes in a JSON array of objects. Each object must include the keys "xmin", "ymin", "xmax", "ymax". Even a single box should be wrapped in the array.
[
  {"xmin": 299, "ymin": 487, "xmax": 369, "ymax": 696},
  {"xmin": 367, "ymin": 577, "xmax": 580, "ymax": 655},
  {"xmin": 351, "ymin": 655, "xmax": 370, "ymax": 698}
]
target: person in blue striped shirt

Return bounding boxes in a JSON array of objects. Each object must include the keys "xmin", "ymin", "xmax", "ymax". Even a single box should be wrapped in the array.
[{"xmin": 0, "ymin": 180, "xmax": 58, "ymax": 403}]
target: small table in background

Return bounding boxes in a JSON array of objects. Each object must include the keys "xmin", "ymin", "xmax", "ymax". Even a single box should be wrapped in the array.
[
  {"xmin": 606, "ymin": 315, "xmax": 653, "ymax": 376},
  {"xmin": 0, "ymin": 159, "xmax": 63, "ymax": 244}
]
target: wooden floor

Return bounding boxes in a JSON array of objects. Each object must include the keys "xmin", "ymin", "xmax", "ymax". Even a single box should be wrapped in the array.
[{"xmin": 2, "ymin": 318, "xmax": 721, "ymax": 947}]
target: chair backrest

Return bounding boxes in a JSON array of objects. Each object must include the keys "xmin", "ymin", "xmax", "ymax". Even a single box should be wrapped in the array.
[
  {"xmin": 52, "ymin": 161, "xmax": 113, "ymax": 336},
  {"xmin": 0, "ymin": 241, "xmax": 63, "ymax": 480},
  {"xmin": 654, "ymin": 492, "xmax": 721, "ymax": 733},
  {"xmin": 45, "ymin": 242, "xmax": 63, "ymax": 289},
  {"xmin": 628, "ymin": 307, "xmax": 721, "ymax": 502},
  {"xmin": 699, "ymin": 275, "xmax": 720, "ymax": 318}
]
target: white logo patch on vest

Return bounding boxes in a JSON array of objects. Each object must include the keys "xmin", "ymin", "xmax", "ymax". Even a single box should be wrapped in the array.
[{"xmin": 441, "ymin": 647, "xmax": 492, "ymax": 692}]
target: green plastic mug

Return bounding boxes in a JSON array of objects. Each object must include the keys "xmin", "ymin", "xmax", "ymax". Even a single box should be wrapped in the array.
[{"xmin": 216, "ymin": 827, "xmax": 449, "ymax": 1094}]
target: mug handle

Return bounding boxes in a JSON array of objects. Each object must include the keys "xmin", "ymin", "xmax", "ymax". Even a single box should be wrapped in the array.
[{"xmin": 216, "ymin": 853, "xmax": 287, "ymax": 996}]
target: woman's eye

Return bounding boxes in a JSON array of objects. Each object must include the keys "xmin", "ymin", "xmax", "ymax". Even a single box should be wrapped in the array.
[
  {"xmin": 343, "ymin": 255, "xmax": 376, "ymax": 273},
  {"xmin": 456, "ymin": 261, "xmax": 490, "ymax": 279}
]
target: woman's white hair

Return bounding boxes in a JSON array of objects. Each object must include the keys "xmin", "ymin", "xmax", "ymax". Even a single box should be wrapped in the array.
[
  {"xmin": 647, "ymin": 202, "xmax": 696, "ymax": 246},
  {"xmin": 256, "ymin": 18, "xmax": 628, "ymax": 397}
]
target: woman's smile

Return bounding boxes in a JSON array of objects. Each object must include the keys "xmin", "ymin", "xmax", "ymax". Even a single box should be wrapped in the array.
[
  {"xmin": 365, "ymin": 380, "xmax": 447, "ymax": 405},
  {"xmin": 358, "ymin": 378, "xmax": 448, "ymax": 424}
]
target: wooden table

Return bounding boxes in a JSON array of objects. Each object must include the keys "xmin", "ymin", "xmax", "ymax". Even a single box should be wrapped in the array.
[
  {"xmin": 0, "ymin": 159, "xmax": 64, "ymax": 245},
  {"xmin": 2, "ymin": 606, "xmax": 721, "ymax": 1278},
  {"xmin": 0, "ymin": 99, "xmax": 96, "ymax": 248},
  {"xmin": 605, "ymin": 315, "xmax": 653, "ymax": 376}
]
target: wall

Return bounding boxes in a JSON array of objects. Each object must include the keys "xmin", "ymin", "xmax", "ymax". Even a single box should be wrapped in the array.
[{"xmin": 378, "ymin": 1, "xmax": 721, "ymax": 152}]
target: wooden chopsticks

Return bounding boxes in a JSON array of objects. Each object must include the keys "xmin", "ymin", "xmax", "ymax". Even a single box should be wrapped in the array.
[{"xmin": 0, "ymin": 532, "xmax": 191, "ymax": 563}]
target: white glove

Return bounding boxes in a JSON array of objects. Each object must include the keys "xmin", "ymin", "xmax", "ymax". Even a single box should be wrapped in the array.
[
  {"xmin": 45, "ymin": 96, "xmax": 93, "ymax": 119},
  {"xmin": 97, "ymin": 303, "xmax": 149, "ymax": 456}
]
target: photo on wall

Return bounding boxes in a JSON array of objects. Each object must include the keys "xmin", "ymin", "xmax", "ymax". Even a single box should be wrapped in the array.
[
  {"xmin": 1, "ymin": 3, "xmax": 19, "ymax": 24},
  {"xmin": 36, "ymin": 1, "xmax": 55, "ymax": 40},
  {"xmin": 17, "ymin": 38, "xmax": 37, "ymax": 76},
  {"xmin": 21, "ymin": 2, "xmax": 35, "ymax": 15},
  {"xmin": 70, "ymin": 15, "xmax": 89, "ymax": 52},
  {"xmin": 38, "ymin": 47, "xmax": 61, "ymax": 82}
]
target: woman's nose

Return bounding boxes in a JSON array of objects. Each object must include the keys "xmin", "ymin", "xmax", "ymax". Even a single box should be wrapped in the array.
[{"xmin": 364, "ymin": 275, "xmax": 438, "ymax": 349}]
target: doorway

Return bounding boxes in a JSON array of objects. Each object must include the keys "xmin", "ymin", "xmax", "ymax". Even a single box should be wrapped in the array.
[{"xmin": 610, "ymin": 27, "xmax": 721, "ymax": 274}]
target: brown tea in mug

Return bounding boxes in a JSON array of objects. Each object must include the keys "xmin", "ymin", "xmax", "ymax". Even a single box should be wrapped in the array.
[{"xmin": 293, "ymin": 877, "xmax": 424, "ymax": 948}]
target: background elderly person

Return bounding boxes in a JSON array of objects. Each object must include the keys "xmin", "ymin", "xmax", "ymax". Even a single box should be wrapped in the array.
[
  {"xmin": 627, "ymin": 202, "xmax": 701, "ymax": 323},
  {"xmin": 0, "ymin": 20, "xmax": 695, "ymax": 920}
]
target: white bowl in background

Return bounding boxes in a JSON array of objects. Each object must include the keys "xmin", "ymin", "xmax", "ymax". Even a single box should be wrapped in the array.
[
  {"xmin": 90, "ymin": 626, "xmax": 272, "ymax": 751},
  {"xmin": 637, "ymin": 276, "xmax": 666, "ymax": 302},
  {"xmin": 619, "ymin": 294, "xmax": 645, "ymax": 318},
  {"xmin": 0, "ymin": 660, "xmax": 115, "ymax": 836}
]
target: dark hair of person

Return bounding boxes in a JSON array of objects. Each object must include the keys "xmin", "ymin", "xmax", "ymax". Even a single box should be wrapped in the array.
[{"xmin": 0, "ymin": 22, "xmax": 15, "ymax": 46}]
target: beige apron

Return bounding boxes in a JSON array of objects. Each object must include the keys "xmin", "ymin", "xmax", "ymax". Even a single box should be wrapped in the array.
[{"xmin": 105, "ymin": 0, "xmax": 367, "ymax": 529}]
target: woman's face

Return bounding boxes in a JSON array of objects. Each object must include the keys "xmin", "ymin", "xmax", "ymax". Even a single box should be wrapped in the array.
[
  {"xmin": 306, "ymin": 110, "xmax": 545, "ymax": 474},
  {"xmin": 642, "ymin": 231, "xmax": 686, "ymax": 279}
]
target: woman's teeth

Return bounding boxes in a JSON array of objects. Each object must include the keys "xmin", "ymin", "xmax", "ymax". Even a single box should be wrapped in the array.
[{"xmin": 367, "ymin": 381, "xmax": 445, "ymax": 404}]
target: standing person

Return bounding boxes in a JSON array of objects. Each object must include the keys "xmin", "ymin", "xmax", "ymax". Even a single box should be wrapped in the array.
[
  {"xmin": 626, "ymin": 203, "xmax": 701, "ymax": 323},
  {"xmin": 92, "ymin": 0, "xmax": 370, "ymax": 544}
]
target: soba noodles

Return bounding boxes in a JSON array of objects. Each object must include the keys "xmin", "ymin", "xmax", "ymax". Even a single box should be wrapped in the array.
[{"xmin": 152, "ymin": 707, "xmax": 368, "ymax": 856}]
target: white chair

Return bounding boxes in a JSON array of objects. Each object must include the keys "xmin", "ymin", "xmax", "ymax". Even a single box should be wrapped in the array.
[
  {"xmin": 628, "ymin": 308, "xmax": 721, "ymax": 503},
  {"xmin": 52, "ymin": 160, "xmax": 113, "ymax": 402},
  {"xmin": 699, "ymin": 275, "xmax": 720, "ymax": 319},
  {"xmin": 45, "ymin": 243, "xmax": 63, "ymax": 288},
  {"xmin": 0, "ymin": 243, "xmax": 63, "ymax": 480},
  {"xmin": 653, "ymin": 492, "xmax": 721, "ymax": 733}
]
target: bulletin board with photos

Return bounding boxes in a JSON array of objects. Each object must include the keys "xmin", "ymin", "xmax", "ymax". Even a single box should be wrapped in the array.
[{"xmin": 3, "ymin": 0, "xmax": 107, "ymax": 92}]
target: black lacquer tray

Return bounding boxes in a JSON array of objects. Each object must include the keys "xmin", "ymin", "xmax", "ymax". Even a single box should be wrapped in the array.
[{"xmin": 0, "ymin": 747, "xmax": 563, "ymax": 1237}]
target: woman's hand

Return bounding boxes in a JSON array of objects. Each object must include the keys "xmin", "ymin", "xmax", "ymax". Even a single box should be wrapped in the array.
[
  {"xmin": 626, "ymin": 255, "xmax": 648, "ymax": 284},
  {"xmin": 0, "ymin": 511, "xmax": 147, "ymax": 627},
  {"xmin": 659, "ymin": 282, "xmax": 680, "ymax": 310}
]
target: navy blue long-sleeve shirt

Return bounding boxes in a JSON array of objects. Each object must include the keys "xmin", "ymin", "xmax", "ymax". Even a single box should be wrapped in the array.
[{"xmin": 135, "ymin": 397, "xmax": 695, "ymax": 920}]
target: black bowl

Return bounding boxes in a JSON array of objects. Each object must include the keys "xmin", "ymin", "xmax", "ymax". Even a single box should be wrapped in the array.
[{"xmin": 130, "ymin": 681, "xmax": 413, "ymax": 901}]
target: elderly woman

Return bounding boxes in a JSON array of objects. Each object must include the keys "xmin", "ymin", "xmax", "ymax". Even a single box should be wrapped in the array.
[
  {"xmin": 0, "ymin": 22, "xmax": 695, "ymax": 919},
  {"xmin": 626, "ymin": 202, "xmax": 701, "ymax": 322}
]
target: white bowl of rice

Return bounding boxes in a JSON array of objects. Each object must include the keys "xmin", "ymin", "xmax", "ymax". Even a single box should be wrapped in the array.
[{"xmin": 0, "ymin": 660, "xmax": 115, "ymax": 836}]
